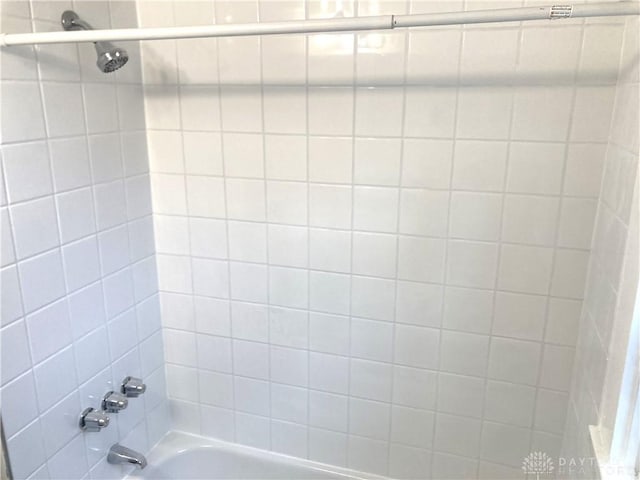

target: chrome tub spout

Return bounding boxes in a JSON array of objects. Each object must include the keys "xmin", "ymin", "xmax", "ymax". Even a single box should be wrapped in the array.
[{"xmin": 107, "ymin": 444, "xmax": 147, "ymax": 469}]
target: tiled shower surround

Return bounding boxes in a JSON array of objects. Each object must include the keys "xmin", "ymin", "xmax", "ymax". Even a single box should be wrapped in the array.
[
  {"xmin": 1, "ymin": 2, "xmax": 167, "ymax": 479},
  {"xmin": 0, "ymin": 0, "xmax": 635, "ymax": 479},
  {"xmin": 138, "ymin": 0, "xmax": 628, "ymax": 477},
  {"xmin": 562, "ymin": 12, "xmax": 639, "ymax": 472}
]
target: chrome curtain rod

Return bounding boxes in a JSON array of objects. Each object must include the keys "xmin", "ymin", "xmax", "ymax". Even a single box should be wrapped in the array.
[{"xmin": 1, "ymin": 2, "xmax": 638, "ymax": 47}]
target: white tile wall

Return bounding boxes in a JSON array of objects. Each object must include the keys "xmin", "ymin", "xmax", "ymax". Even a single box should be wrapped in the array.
[
  {"xmin": 136, "ymin": 0, "xmax": 629, "ymax": 478},
  {"xmin": 0, "ymin": 2, "xmax": 167, "ymax": 479},
  {"xmin": 561, "ymin": 11, "xmax": 639, "ymax": 478},
  {"xmin": 2, "ymin": 0, "xmax": 630, "ymax": 478}
]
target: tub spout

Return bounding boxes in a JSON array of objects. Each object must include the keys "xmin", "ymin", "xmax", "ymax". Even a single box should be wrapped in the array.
[{"xmin": 107, "ymin": 444, "xmax": 147, "ymax": 469}]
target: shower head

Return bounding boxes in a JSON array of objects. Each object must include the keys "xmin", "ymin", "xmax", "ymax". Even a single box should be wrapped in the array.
[
  {"xmin": 61, "ymin": 10, "xmax": 128, "ymax": 73},
  {"xmin": 95, "ymin": 41, "xmax": 128, "ymax": 73}
]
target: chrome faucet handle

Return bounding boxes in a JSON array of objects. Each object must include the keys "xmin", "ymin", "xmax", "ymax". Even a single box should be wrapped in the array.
[
  {"xmin": 121, "ymin": 376, "xmax": 146, "ymax": 397},
  {"xmin": 79, "ymin": 407, "xmax": 110, "ymax": 432},
  {"xmin": 102, "ymin": 391, "xmax": 128, "ymax": 412}
]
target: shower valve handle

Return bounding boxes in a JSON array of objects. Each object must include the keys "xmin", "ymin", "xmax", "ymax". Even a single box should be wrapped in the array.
[
  {"xmin": 121, "ymin": 376, "xmax": 146, "ymax": 397},
  {"xmin": 102, "ymin": 391, "xmax": 128, "ymax": 412},
  {"xmin": 79, "ymin": 407, "xmax": 110, "ymax": 432}
]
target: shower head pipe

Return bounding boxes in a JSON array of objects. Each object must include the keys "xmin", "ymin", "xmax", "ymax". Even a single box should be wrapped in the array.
[
  {"xmin": 1, "ymin": 1, "xmax": 639, "ymax": 47},
  {"xmin": 59, "ymin": 10, "xmax": 128, "ymax": 73}
]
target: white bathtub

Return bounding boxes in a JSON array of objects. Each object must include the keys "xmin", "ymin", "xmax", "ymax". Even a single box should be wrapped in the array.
[{"xmin": 127, "ymin": 432, "xmax": 387, "ymax": 480}]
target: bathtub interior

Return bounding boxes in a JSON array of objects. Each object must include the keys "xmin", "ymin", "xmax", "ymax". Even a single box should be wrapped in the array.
[{"xmin": 126, "ymin": 431, "xmax": 387, "ymax": 480}]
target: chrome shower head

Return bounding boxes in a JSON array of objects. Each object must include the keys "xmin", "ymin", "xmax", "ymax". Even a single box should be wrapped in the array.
[
  {"xmin": 61, "ymin": 10, "xmax": 128, "ymax": 73},
  {"xmin": 95, "ymin": 41, "xmax": 128, "ymax": 73}
]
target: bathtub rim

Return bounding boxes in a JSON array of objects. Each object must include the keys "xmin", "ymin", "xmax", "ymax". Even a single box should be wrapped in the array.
[{"xmin": 126, "ymin": 430, "xmax": 390, "ymax": 480}]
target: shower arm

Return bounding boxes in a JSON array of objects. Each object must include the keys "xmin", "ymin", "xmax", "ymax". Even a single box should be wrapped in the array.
[
  {"xmin": 61, "ymin": 10, "xmax": 94, "ymax": 33},
  {"xmin": 1, "ymin": 1, "xmax": 639, "ymax": 47}
]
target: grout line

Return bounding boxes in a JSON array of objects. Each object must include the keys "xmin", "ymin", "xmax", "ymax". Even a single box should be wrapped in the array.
[
  {"xmin": 254, "ymin": 2, "xmax": 275, "ymax": 452},
  {"xmin": 345, "ymin": 1, "xmax": 358, "ymax": 469},
  {"xmin": 386, "ymin": 1, "xmax": 410, "ymax": 473},
  {"xmin": 527, "ymin": 19, "xmax": 587, "ymax": 458},
  {"xmin": 27, "ymin": 10, "xmax": 89, "ymax": 474},
  {"xmin": 211, "ymin": 2, "xmax": 238, "ymax": 445},
  {"xmin": 473, "ymin": 3, "xmax": 524, "ymax": 470},
  {"xmin": 429, "ymin": 9, "xmax": 465, "ymax": 476},
  {"xmin": 168, "ymin": 0, "xmax": 203, "ymax": 438},
  {"xmin": 302, "ymin": 0, "xmax": 311, "ymax": 461},
  {"xmin": 159, "ymin": 320, "xmax": 580, "ymax": 355}
]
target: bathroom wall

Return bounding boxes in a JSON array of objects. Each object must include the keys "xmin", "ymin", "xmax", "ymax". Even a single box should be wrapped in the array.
[
  {"xmin": 137, "ymin": 0, "xmax": 626, "ymax": 477},
  {"xmin": 0, "ymin": 2, "xmax": 167, "ymax": 479},
  {"xmin": 562, "ymin": 10, "xmax": 639, "ymax": 474}
]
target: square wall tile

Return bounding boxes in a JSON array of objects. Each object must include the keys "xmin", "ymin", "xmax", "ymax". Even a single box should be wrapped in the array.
[
  {"xmin": 396, "ymin": 281, "xmax": 443, "ymax": 328},
  {"xmin": 488, "ymin": 337, "xmax": 541, "ymax": 386},
  {"xmin": 18, "ymin": 249, "xmax": 66, "ymax": 314},
  {"xmin": 1, "ymin": 321, "xmax": 32, "ymax": 386},
  {"xmin": 353, "ymin": 186, "xmax": 399, "ymax": 233},
  {"xmin": 268, "ymin": 224, "xmax": 308, "ymax": 268},
  {"xmin": 398, "ymin": 236, "xmax": 446, "ymax": 283},
  {"xmin": 26, "ymin": 300, "xmax": 72, "ymax": 364},
  {"xmin": 498, "ymin": 244, "xmax": 554, "ymax": 295},
  {"xmin": 309, "ymin": 184, "xmax": 352, "ymax": 229},
  {"xmin": 443, "ymin": 287, "xmax": 494, "ymax": 334},
  {"xmin": 309, "ymin": 312, "xmax": 350, "ymax": 356},
  {"xmin": 49, "ymin": 137, "xmax": 91, "ymax": 193},
  {"xmin": 399, "ymin": 189, "xmax": 449, "ymax": 237},
  {"xmin": 265, "ymin": 135, "xmax": 307, "ymax": 182},
  {"xmin": 352, "ymin": 232, "xmax": 396, "ymax": 278},
  {"xmin": 456, "ymin": 87, "xmax": 512, "ymax": 140},
  {"xmin": 310, "ymin": 353, "xmax": 349, "ymax": 395},
  {"xmin": 484, "ymin": 380, "xmax": 536, "ymax": 427},
  {"xmin": 223, "ymin": 132, "xmax": 264, "ymax": 178},
  {"xmin": 309, "ymin": 390, "xmax": 348, "ymax": 432},
  {"xmin": 506, "ymin": 142, "xmax": 565, "ymax": 195},
  {"xmin": 11, "ymin": 196, "xmax": 59, "ymax": 260},
  {"xmin": 437, "ymin": 372, "xmax": 485, "ymax": 418},
  {"xmin": 446, "ymin": 240, "xmax": 499, "ymax": 289},
  {"xmin": 439, "ymin": 330, "xmax": 489, "ymax": 378},
  {"xmin": 183, "ymin": 132, "xmax": 223, "ymax": 176},
  {"xmin": 453, "ymin": 141, "xmax": 508, "ymax": 192},
  {"xmin": 2, "ymin": 141, "xmax": 52, "ymax": 203},
  {"xmin": 355, "ymin": 87, "xmax": 404, "ymax": 137},
  {"xmin": 263, "ymin": 87, "xmax": 307, "ymax": 134},
  {"xmin": 401, "ymin": 139, "xmax": 453, "ymax": 189},
  {"xmin": 351, "ymin": 276, "xmax": 395, "ymax": 322},
  {"xmin": 351, "ymin": 318, "xmax": 393, "ymax": 363},
  {"xmin": 41, "ymin": 83, "xmax": 86, "ymax": 137},
  {"xmin": 492, "ymin": 292, "xmax": 546, "ymax": 341},
  {"xmin": 511, "ymin": 86, "xmax": 574, "ymax": 142},
  {"xmin": 267, "ymin": 181, "xmax": 307, "ymax": 225},
  {"xmin": 480, "ymin": 421, "xmax": 531, "ymax": 468},
  {"xmin": 309, "ymin": 137, "xmax": 353, "ymax": 184},
  {"xmin": 434, "ymin": 413, "xmax": 481, "ymax": 458},
  {"xmin": 354, "ymin": 138, "xmax": 402, "ymax": 186},
  {"xmin": 308, "ymin": 88, "xmax": 354, "ymax": 135},
  {"xmin": 393, "ymin": 365, "xmax": 437, "ymax": 411},
  {"xmin": 270, "ymin": 346, "xmax": 308, "ymax": 387},
  {"xmin": 394, "ymin": 324, "xmax": 439, "ymax": 370},
  {"xmin": 404, "ymin": 87, "xmax": 457, "ymax": 138},
  {"xmin": 449, "ymin": 192, "xmax": 502, "ymax": 242},
  {"xmin": 391, "ymin": 405, "xmax": 434, "ymax": 449},
  {"xmin": 501, "ymin": 195, "xmax": 560, "ymax": 246},
  {"xmin": 2, "ymin": 81, "xmax": 46, "ymax": 143}
]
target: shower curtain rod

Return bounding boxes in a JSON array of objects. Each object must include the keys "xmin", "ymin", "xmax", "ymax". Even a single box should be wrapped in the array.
[{"xmin": 1, "ymin": 1, "xmax": 638, "ymax": 47}]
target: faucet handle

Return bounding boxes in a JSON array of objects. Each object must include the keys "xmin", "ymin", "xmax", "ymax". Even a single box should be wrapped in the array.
[
  {"xmin": 79, "ymin": 407, "xmax": 110, "ymax": 432},
  {"xmin": 102, "ymin": 391, "xmax": 128, "ymax": 412},
  {"xmin": 121, "ymin": 376, "xmax": 146, "ymax": 397}
]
